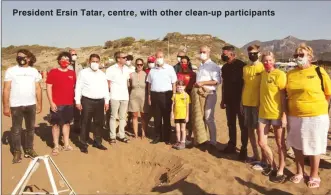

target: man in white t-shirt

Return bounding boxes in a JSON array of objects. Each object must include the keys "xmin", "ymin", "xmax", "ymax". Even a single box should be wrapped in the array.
[
  {"xmin": 2, "ymin": 49, "xmax": 42, "ymax": 163},
  {"xmin": 106, "ymin": 51, "xmax": 131, "ymax": 144}
]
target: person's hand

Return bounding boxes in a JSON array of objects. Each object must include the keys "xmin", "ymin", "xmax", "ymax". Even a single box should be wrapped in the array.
[
  {"xmin": 148, "ymin": 95, "xmax": 152, "ymax": 106},
  {"xmin": 104, "ymin": 104, "xmax": 109, "ymax": 112},
  {"xmin": 240, "ymin": 103, "xmax": 244, "ymax": 115},
  {"xmin": 195, "ymin": 82, "xmax": 203, "ymax": 88},
  {"xmin": 51, "ymin": 102, "xmax": 58, "ymax": 112},
  {"xmin": 36, "ymin": 104, "xmax": 42, "ymax": 114},
  {"xmin": 171, "ymin": 112, "xmax": 174, "ymax": 120},
  {"xmin": 220, "ymin": 101, "xmax": 226, "ymax": 109},
  {"xmin": 185, "ymin": 117, "xmax": 189, "ymax": 123},
  {"xmin": 3, "ymin": 106, "xmax": 11, "ymax": 117},
  {"xmin": 76, "ymin": 104, "xmax": 82, "ymax": 111},
  {"xmin": 281, "ymin": 115, "xmax": 287, "ymax": 128}
]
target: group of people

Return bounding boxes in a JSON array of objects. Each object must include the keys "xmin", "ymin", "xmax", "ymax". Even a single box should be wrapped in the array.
[{"xmin": 3, "ymin": 43, "xmax": 330, "ymax": 189}]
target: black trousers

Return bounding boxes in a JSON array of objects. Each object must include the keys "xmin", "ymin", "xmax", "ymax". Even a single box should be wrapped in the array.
[
  {"xmin": 10, "ymin": 105, "xmax": 36, "ymax": 151},
  {"xmin": 80, "ymin": 96, "xmax": 104, "ymax": 145},
  {"xmin": 151, "ymin": 91, "xmax": 173, "ymax": 142},
  {"xmin": 225, "ymin": 101, "xmax": 248, "ymax": 150},
  {"xmin": 73, "ymin": 105, "xmax": 81, "ymax": 132}
]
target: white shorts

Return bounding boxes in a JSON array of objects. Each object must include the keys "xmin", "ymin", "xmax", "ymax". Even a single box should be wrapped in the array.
[{"xmin": 287, "ymin": 115, "xmax": 329, "ymax": 155}]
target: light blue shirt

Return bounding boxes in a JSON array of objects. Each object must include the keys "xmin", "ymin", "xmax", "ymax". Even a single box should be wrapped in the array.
[{"xmin": 146, "ymin": 64, "xmax": 177, "ymax": 92}]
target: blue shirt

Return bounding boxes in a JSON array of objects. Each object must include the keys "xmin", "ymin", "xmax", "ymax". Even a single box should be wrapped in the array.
[{"xmin": 146, "ymin": 64, "xmax": 177, "ymax": 92}]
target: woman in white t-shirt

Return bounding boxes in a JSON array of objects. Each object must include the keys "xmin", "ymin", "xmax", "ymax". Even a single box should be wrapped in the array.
[{"xmin": 3, "ymin": 49, "xmax": 42, "ymax": 164}]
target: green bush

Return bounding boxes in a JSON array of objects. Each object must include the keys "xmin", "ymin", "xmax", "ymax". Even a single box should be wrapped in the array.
[{"xmin": 104, "ymin": 40, "xmax": 113, "ymax": 48}]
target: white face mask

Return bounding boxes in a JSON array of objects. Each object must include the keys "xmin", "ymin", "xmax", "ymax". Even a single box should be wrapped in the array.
[
  {"xmin": 156, "ymin": 58, "xmax": 164, "ymax": 65},
  {"xmin": 90, "ymin": 62, "xmax": 99, "ymax": 71},
  {"xmin": 177, "ymin": 57, "xmax": 181, "ymax": 63},
  {"xmin": 200, "ymin": 53, "xmax": 208, "ymax": 61},
  {"xmin": 296, "ymin": 56, "xmax": 308, "ymax": 67},
  {"xmin": 126, "ymin": 60, "xmax": 132, "ymax": 66},
  {"xmin": 148, "ymin": 63, "xmax": 155, "ymax": 68},
  {"xmin": 72, "ymin": 55, "xmax": 77, "ymax": 61}
]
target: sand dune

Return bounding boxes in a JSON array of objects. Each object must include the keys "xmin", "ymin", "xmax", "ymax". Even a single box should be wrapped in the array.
[{"xmin": 2, "ymin": 86, "xmax": 331, "ymax": 195}]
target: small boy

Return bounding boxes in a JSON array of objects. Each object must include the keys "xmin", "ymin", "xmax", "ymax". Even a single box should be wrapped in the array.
[{"xmin": 171, "ymin": 80, "xmax": 191, "ymax": 150}]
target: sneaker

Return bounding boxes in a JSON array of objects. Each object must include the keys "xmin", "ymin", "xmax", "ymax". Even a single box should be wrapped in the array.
[
  {"xmin": 24, "ymin": 149, "xmax": 38, "ymax": 158},
  {"xmin": 172, "ymin": 142, "xmax": 180, "ymax": 149},
  {"xmin": 175, "ymin": 143, "xmax": 186, "ymax": 150},
  {"xmin": 238, "ymin": 149, "xmax": 248, "ymax": 161},
  {"xmin": 12, "ymin": 150, "xmax": 22, "ymax": 164},
  {"xmin": 251, "ymin": 162, "xmax": 268, "ymax": 171},
  {"xmin": 185, "ymin": 139, "xmax": 193, "ymax": 146}
]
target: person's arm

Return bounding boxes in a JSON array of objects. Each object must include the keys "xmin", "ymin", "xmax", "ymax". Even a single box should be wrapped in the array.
[
  {"xmin": 74, "ymin": 71, "xmax": 83, "ymax": 110},
  {"xmin": 35, "ymin": 71, "xmax": 42, "ymax": 113},
  {"xmin": 171, "ymin": 95, "xmax": 175, "ymax": 119},
  {"xmin": 186, "ymin": 94, "xmax": 190, "ymax": 122},
  {"xmin": 2, "ymin": 81, "xmax": 11, "ymax": 117},
  {"xmin": 170, "ymin": 67, "xmax": 178, "ymax": 94},
  {"xmin": 103, "ymin": 75, "xmax": 110, "ymax": 111}
]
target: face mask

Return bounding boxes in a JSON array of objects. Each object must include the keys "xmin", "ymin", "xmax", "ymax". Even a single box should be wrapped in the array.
[
  {"xmin": 90, "ymin": 62, "xmax": 99, "ymax": 71},
  {"xmin": 177, "ymin": 57, "xmax": 182, "ymax": 63},
  {"xmin": 296, "ymin": 56, "xmax": 308, "ymax": 67},
  {"xmin": 16, "ymin": 56, "xmax": 27, "ymax": 66},
  {"xmin": 181, "ymin": 63, "xmax": 188, "ymax": 69},
  {"xmin": 177, "ymin": 86, "xmax": 185, "ymax": 93},
  {"xmin": 59, "ymin": 60, "xmax": 70, "ymax": 68},
  {"xmin": 200, "ymin": 53, "xmax": 208, "ymax": 61},
  {"xmin": 71, "ymin": 55, "xmax": 77, "ymax": 61},
  {"xmin": 221, "ymin": 55, "xmax": 229, "ymax": 62},
  {"xmin": 148, "ymin": 63, "xmax": 155, "ymax": 69},
  {"xmin": 126, "ymin": 60, "xmax": 132, "ymax": 66},
  {"xmin": 248, "ymin": 53, "xmax": 259, "ymax": 62},
  {"xmin": 263, "ymin": 62, "xmax": 274, "ymax": 71},
  {"xmin": 156, "ymin": 58, "xmax": 164, "ymax": 65}
]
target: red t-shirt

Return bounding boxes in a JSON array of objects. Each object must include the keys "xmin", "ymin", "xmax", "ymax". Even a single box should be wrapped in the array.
[{"xmin": 46, "ymin": 68, "xmax": 76, "ymax": 106}]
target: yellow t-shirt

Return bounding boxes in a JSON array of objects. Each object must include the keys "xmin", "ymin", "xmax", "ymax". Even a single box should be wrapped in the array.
[
  {"xmin": 242, "ymin": 62, "xmax": 264, "ymax": 106},
  {"xmin": 259, "ymin": 69, "xmax": 286, "ymax": 119},
  {"xmin": 172, "ymin": 92, "xmax": 191, "ymax": 119},
  {"xmin": 286, "ymin": 65, "xmax": 331, "ymax": 117}
]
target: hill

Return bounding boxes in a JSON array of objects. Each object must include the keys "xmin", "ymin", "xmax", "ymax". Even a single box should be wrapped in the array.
[
  {"xmin": 1, "ymin": 32, "xmax": 247, "ymax": 71},
  {"xmin": 241, "ymin": 36, "xmax": 331, "ymax": 61}
]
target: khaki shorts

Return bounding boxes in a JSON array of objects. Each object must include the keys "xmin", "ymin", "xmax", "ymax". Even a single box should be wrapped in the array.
[{"xmin": 243, "ymin": 106, "xmax": 258, "ymax": 129}]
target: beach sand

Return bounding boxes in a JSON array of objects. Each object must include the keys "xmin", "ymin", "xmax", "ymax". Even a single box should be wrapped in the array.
[{"xmin": 2, "ymin": 86, "xmax": 331, "ymax": 195}]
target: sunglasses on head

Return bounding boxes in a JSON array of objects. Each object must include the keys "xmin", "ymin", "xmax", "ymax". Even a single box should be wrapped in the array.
[
  {"xmin": 293, "ymin": 53, "xmax": 305, "ymax": 58},
  {"xmin": 136, "ymin": 64, "xmax": 144, "ymax": 66}
]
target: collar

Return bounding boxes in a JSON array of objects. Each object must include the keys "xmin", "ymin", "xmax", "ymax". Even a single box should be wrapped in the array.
[{"xmin": 200, "ymin": 59, "xmax": 212, "ymax": 66}]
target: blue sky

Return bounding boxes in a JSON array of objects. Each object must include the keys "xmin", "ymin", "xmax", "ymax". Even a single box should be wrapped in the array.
[{"xmin": 2, "ymin": 1, "xmax": 331, "ymax": 48}]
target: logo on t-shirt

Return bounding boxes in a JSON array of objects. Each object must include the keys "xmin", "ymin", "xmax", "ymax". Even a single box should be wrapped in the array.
[
  {"xmin": 307, "ymin": 75, "xmax": 315, "ymax": 79},
  {"xmin": 68, "ymin": 76, "xmax": 74, "ymax": 79}
]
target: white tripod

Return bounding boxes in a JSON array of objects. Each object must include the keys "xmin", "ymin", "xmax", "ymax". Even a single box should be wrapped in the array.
[{"xmin": 11, "ymin": 155, "xmax": 76, "ymax": 195}]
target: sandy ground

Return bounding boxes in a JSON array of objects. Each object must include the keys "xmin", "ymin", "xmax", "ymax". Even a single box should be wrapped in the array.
[{"xmin": 2, "ymin": 85, "xmax": 331, "ymax": 195}]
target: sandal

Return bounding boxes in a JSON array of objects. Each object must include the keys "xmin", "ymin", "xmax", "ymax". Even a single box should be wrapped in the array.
[
  {"xmin": 308, "ymin": 177, "xmax": 321, "ymax": 189},
  {"xmin": 290, "ymin": 174, "xmax": 304, "ymax": 184},
  {"xmin": 63, "ymin": 145, "xmax": 73, "ymax": 151},
  {"xmin": 272, "ymin": 174, "xmax": 287, "ymax": 183},
  {"xmin": 262, "ymin": 167, "xmax": 276, "ymax": 176},
  {"xmin": 109, "ymin": 139, "xmax": 116, "ymax": 144},
  {"xmin": 51, "ymin": 147, "xmax": 60, "ymax": 156},
  {"xmin": 119, "ymin": 137, "xmax": 130, "ymax": 143}
]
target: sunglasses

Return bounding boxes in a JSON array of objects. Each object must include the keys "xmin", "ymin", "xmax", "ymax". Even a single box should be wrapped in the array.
[
  {"xmin": 293, "ymin": 53, "xmax": 305, "ymax": 58},
  {"xmin": 177, "ymin": 56, "xmax": 184, "ymax": 58},
  {"xmin": 248, "ymin": 52, "xmax": 259, "ymax": 55},
  {"xmin": 71, "ymin": 54, "xmax": 77, "ymax": 56},
  {"xmin": 136, "ymin": 64, "xmax": 144, "ymax": 66},
  {"xmin": 119, "ymin": 56, "xmax": 127, "ymax": 59}
]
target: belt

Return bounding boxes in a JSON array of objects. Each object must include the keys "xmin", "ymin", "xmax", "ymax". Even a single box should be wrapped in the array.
[
  {"xmin": 151, "ymin": 90, "xmax": 172, "ymax": 93},
  {"xmin": 82, "ymin": 96, "xmax": 104, "ymax": 101}
]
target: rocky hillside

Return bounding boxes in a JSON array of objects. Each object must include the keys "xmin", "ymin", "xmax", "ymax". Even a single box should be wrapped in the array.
[
  {"xmin": 1, "ymin": 32, "xmax": 247, "ymax": 71},
  {"xmin": 241, "ymin": 36, "xmax": 331, "ymax": 61}
]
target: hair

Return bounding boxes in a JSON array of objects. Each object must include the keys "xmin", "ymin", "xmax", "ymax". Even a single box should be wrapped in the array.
[
  {"xmin": 89, "ymin": 54, "xmax": 100, "ymax": 61},
  {"xmin": 17, "ymin": 49, "xmax": 37, "ymax": 66},
  {"xmin": 180, "ymin": 56, "xmax": 190, "ymax": 63},
  {"xmin": 261, "ymin": 51, "xmax": 275, "ymax": 61},
  {"xmin": 295, "ymin": 43, "xmax": 314, "ymax": 58},
  {"xmin": 114, "ymin": 51, "xmax": 126, "ymax": 62},
  {"xmin": 68, "ymin": 49, "xmax": 76, "ymax": 53},
  {"xmin": 200, "ymin": 45, "xmax": 211, "ymax": 53},
  {"xmin": 126, "ymin": 55, "xmax": 134, "ymax": 61},
  {"xmin": 177, "ymin": 51, "xmax": 186, "ymax": 56},
  {"xmin": 56, "ymin": 51, "xmax": 72, "ymax": 63},
  {"xmin": 222, "ymin": 45, "xmax": 235, "ymax": 51},
  {"xmin": 176, "ymin": 80, "xmax": 185, "ymax": 86},
  {"xmin": 155, "ymin": 50, "xmax": 164, "ymax": 57},
  {"xmin": 247, "ymin": 44, "xmax": 260, "ymax": 52}
]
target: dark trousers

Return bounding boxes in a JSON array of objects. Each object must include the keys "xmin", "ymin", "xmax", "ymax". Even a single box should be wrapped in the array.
[
  {"xmin": 10, "ymin": 105, "xmax": 36, "ymax": 151},
  {"xmin": 80, "ymin": 96, "xmax": 104, "ymax": 146},
  {"xmin": 225, "ymin": 101, "xmax": 248, "ymax": 150},
  {"xmin": 105, "ymin": 100, "xmax": 111, "ymax": 128},
  {"xmin": 73, "ymin": 105, "xmax": 81, "ymax": 132},
  {"xmin": 151, "ymin": 91, "xmax": 173, "ymax": 142}
]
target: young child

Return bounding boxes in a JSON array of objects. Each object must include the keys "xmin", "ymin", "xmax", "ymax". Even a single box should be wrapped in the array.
[{"xmin": 171, "ymin": 80, "xmax": 191, "ymax": 150}]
